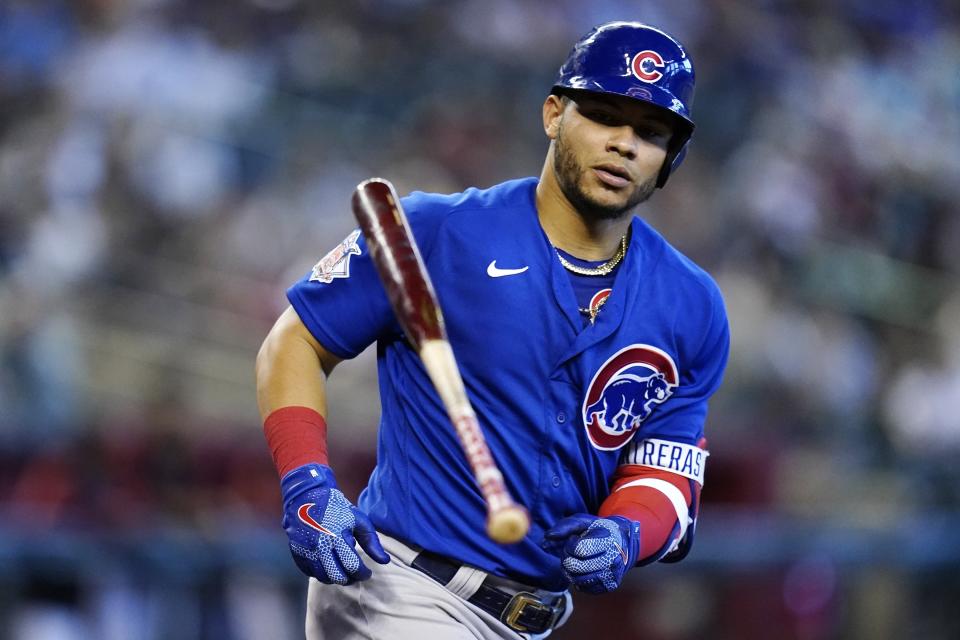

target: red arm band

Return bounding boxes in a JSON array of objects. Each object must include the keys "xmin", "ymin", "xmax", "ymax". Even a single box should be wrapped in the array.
[
  {"xmin": 598, "ymin": 464, "xmax": 700, "ymax": 564},
  {"xmin": 263, "ymin": 406, "xmax": 329, "ymax": 477}
]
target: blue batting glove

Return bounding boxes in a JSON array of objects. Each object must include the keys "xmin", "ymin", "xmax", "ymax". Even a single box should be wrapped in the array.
[
  {"xmin": 280, "ymin": 463, "xmax": 390, "ymax": 584},
  {"xmin": 541, "ymin": 514, "xmax": 640, "ymax": 594}
]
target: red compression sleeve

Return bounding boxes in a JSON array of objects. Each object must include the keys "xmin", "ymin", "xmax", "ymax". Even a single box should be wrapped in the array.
[
  {"xmin": 263, "ymin": 406, "xmax": 329, "ymax": 477},
  {"xmin": 598, "ymin": 465, "xmax": 699, "ymax": 564}
]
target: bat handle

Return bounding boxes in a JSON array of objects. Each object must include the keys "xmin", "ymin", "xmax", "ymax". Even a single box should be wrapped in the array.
[
  {"xmin": 487, "ymin": 504, "xmax": 531, "ymax": 544},
  {"xmin": 452, "ymin": 412, "xmax": 530, "ymax": 544},
  {"xmin": 487, "ymin": 504, "xmax": 530, "ymax": 544},
  {"xmin": 420, "ymin": 341, "xmax": 530, "ymax": 544}
]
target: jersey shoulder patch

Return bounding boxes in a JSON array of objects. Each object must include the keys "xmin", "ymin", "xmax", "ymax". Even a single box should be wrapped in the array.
[{"xmin": 309, "ymin": 229, "xmax": 362, "ymax": 283}]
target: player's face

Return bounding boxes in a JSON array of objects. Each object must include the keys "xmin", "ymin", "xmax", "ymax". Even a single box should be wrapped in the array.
[{"xmin": 545, "ymin": 93, "xmax": 673, "ymax": 220}]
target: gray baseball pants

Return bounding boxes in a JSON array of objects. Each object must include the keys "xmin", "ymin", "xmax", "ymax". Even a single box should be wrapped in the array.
[{"xmin": 305, "ymin": 532, "xmax": 571, "ymax": 640}]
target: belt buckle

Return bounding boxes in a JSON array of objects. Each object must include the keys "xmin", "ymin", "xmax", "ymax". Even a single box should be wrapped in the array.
[{"xmin": 501, "ymin": 591, "xmax": 558, "ymax": 633}]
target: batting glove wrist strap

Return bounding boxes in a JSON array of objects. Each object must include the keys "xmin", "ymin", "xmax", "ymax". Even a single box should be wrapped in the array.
[
  {"xmin": 280, "ymin": 462, "xmax": 337, "ymax": 498},
  {"xmin": 541, "ymin": 514, "xmax": 641, "ymax": 594},
  {"xmin": 280, "ymin": 463, "xmax": 389, "ymax": 584}
]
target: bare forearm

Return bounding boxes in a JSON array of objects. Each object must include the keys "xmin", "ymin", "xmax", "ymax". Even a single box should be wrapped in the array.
[
  {"xmin": 255, "ymin": 306, "xmax": 339, "ymax": 419},
  {"xmin": 256, "ymin": 306, "xmax": 343, "ymax": 477}
]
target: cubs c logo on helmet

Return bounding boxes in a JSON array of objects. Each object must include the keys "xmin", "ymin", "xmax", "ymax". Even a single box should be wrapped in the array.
[
  {"xmin": 631, "ymin": 50, "xmax": 665, "ymax": 83},
  {"xmin": 582, "ymin": 344, "xmax": 679, "ymax": 450}
]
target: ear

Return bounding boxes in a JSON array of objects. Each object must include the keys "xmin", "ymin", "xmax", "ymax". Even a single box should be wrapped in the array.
[{"xmin": 543, "ymin": 94, "xmax": 564, "ymax": 140}]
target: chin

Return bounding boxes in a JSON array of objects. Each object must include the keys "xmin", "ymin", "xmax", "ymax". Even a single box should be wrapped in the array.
[
  {"xmin": 594, "ymin": 187, "xmax": 633, "ymax": 208},
  {"xmin": 575, "ymin": 194, "xmax": 632, "ymax": 221},
  {"xmin": 580, "ymin": 182, "xmax": 635, "ymax": 214}
]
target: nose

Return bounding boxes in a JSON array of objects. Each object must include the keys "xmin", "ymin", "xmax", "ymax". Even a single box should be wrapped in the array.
[{"xmin": 606, "ymin": 125, "xmax": 639, "ymax": 159}]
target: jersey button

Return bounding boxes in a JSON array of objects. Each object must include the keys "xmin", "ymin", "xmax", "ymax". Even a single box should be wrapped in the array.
[
  {"xmin": 552, "ymin": 475, "xmax": 561, "ymax": 487},
  {"xmin": 556, "ymin": 412, "xmax": 566, "ymax": 423}
]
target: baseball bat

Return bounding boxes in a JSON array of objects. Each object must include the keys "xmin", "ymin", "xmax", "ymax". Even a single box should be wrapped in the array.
[{"xmin": 351, "ymin": 178, "xmax": 530, "ymax": 544}]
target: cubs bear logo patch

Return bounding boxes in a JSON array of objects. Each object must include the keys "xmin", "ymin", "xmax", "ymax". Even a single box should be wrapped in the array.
[
  {"xmin": 310, "ymin": 229, "xmax": 362, "ymax": 283},
  {"xmin": 582, "ymin": 344, "xmax": 679, "ymax": 450}
]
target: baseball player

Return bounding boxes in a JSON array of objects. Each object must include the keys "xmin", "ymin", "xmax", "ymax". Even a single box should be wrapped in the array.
[{"xmin": 256, "ymin": 21, "xmax": 728, "ymax": 639}]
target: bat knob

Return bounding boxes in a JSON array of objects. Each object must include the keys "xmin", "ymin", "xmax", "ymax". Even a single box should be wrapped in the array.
[{"xmin": 487, "ymin": 505, "xmax": 530, "ymax": 544}]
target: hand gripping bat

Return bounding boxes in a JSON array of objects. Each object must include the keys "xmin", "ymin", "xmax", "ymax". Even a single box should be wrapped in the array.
[{"xmin": 351, "ymin": 178, "xmax": 530, "ymax": 544}]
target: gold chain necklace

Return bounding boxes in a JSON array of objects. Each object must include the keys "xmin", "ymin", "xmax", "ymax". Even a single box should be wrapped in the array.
[{"xmin": 555, "ymin": 234, "xmax": 627, "ymax": 277}]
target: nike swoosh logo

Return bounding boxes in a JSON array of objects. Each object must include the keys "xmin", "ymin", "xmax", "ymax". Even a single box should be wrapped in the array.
[
  {"xmin": 487, "ymin": 260, "xmax": 529, "ymax": 278},
  {"xmin": 298, "ymin": 503, "xmax": 336, "ymax": 537}
]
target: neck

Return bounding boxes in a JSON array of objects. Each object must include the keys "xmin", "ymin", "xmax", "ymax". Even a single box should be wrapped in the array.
[{"xmin": 535, "ymin": 155, "xmax": 632, "ymax": 260}]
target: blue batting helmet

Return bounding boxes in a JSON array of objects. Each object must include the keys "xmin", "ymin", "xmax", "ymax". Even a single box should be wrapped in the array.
[{"xmin": 553, "ymin": 22, "xmax": 696, "ymax": 187}]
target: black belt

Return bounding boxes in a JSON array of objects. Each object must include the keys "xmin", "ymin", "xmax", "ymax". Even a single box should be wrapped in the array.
[{"xmin": 411, "ymin": 550, "xmax": 565, "ymax": 635}]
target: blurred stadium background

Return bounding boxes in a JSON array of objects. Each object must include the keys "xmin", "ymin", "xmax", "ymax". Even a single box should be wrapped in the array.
[{"xmin": 1, "ymin": 0, "xmax": 959, "ymax": 638}]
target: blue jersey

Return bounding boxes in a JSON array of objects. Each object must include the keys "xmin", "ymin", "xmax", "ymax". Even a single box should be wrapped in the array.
[{"xmin": 288, "ymin": 177, "xmax": 729, "ymax": 590}]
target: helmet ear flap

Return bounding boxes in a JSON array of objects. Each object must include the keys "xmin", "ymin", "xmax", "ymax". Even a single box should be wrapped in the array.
[
  {"xmin": 657, "ymin": 139, "xmax": 690, "ymax": 188},
  {"xmin": 656, "ymin": 113, "xmax": 694, "ymax": 188}
]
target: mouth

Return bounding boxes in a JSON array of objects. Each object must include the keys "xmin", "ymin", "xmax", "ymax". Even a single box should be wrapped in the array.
[{"xmin": 592, "ymin": 164, "xmax": 632, "ymax": 188}]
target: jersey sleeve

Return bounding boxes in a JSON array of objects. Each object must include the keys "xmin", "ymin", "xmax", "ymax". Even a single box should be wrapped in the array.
[
  {"xmin": 286, "ymin": 194, "xmax": 447, "ymax": 359},
  {"xmin": 635, "ymin": 278, "xmax": 730, "ymax": 444},
  {"xmin": 607, "ymin": 281, "xmax": 727, "ymax": 564}
]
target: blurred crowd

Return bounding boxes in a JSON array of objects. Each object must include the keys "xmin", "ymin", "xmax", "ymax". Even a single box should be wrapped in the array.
[{"xmin": 1, "ymin": 0, "xmax": 958, "ymax": 638}]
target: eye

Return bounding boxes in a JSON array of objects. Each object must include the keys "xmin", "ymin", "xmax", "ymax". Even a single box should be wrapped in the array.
[
  {"xmin": 635, "ymin": 124, "xmax": 672, "ymax": 142},
  {"xmin": 581, "ymin": 107, "xmax": 622, "ymax": 127}
]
